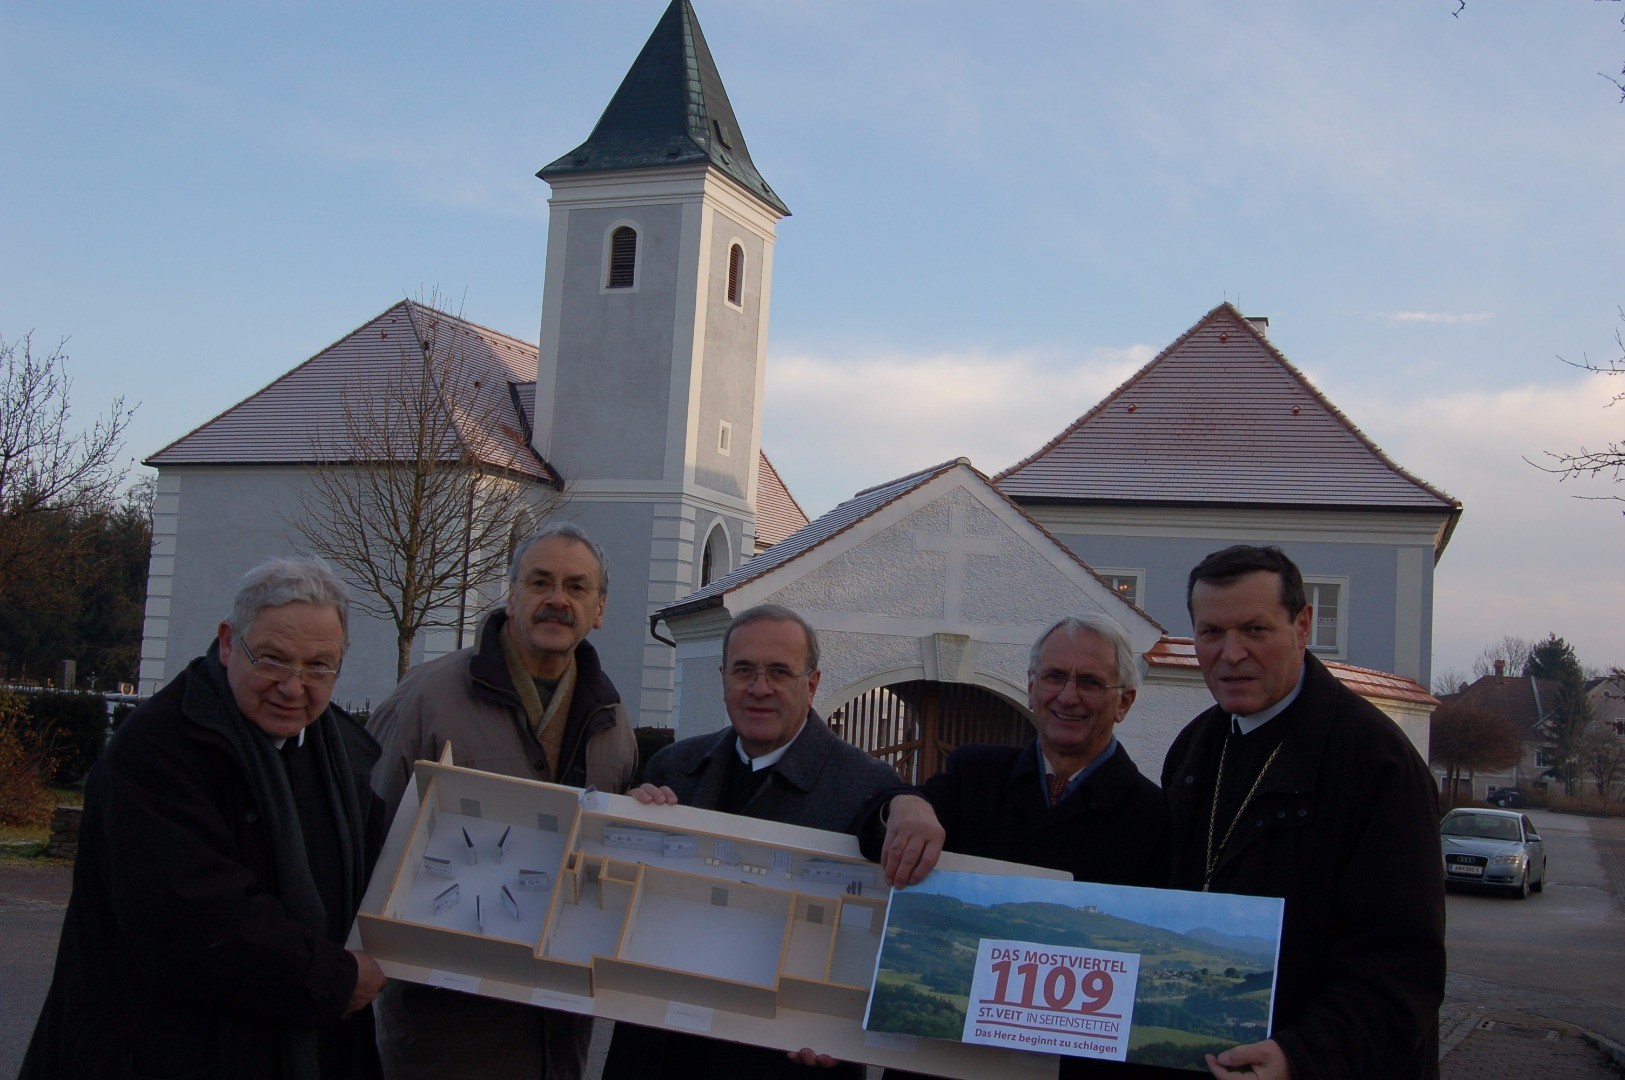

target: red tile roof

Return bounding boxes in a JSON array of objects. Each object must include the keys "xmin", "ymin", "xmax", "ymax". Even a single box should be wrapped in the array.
[
  {"xmin": 1438, "ymin": 672, "xmax": 1562, "ymax": 737},
  {"xmin": 147, "ymin": 301, "xmax": 557, "ymax": 482},
  {"xmin": 754, "ymin": 450, "xmax": 809, "ymax": 550},
  {"xmin": 1147, "ymin": 638, "xmax": 1437, "ymax": 706},
  {"xmin": 995, "ymin": 304, "xmax": 1461, "ymax": 534}
]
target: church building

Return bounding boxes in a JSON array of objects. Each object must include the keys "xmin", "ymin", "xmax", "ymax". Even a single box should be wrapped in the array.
[{"xmin": 139, "ymin": 1, "xmax": 1450, "ymax": 768}]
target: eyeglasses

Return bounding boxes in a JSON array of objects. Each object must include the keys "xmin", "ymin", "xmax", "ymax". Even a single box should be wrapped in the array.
[
  {"xmin": 721, "ymin": 663, "xmax": 815, "ymax": 689},
  {"xmin": 1030, "ymin": 671, "xmax": 1123, "ymax": 700},
  {"xmin": 520, "ymin": 576, "xmax": 599, "ymax": 601},
  {"xmin": 238, "ymin": 637, "xmax": 341, "ymax": 686}
]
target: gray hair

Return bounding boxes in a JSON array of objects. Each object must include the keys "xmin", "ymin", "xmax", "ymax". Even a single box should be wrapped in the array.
[
  {"xmin": 228, "ymin": 557, "xmax": 350, "ymax": 641},
  {"xmin": 508, "ymin": 521, "xmax": 609, "ymax": 594},
  {"xmin": 722, "ymin": 604, "xmax": 820, "ymax": 672},
  {"xmin": 1027, "ymin": 611, "xmax": 1140, "ymax": 692}
]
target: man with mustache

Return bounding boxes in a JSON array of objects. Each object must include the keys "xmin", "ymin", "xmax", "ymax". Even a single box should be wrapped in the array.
[{"xmin": 367, "ymin": 522, "xmax": 638, "ymax": 1080}]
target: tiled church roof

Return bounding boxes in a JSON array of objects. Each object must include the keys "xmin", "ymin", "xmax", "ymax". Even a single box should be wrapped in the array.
[
  {"xmin": 754, "ymin": 450, "xmax": 809, "ymax": 549},
  {"xmin": 146, "ymin": 301, "xmax": 557, "ymax": 482}
]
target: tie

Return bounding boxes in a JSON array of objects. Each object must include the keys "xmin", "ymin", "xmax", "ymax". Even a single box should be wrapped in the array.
[{"xmin": 1047, "ymin": 773, "xmax": 1069, "ymax": 807}]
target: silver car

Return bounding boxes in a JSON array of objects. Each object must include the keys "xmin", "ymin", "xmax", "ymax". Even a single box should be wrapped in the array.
[{"xmin": 1440, "ymin": 808, "xmax": 1547, "ymax": 899}]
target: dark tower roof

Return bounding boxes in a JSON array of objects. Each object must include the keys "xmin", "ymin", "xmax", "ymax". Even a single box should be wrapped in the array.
[{"xmin": 538, "ymin": 0, "xmax": 789, "ymax": 216}]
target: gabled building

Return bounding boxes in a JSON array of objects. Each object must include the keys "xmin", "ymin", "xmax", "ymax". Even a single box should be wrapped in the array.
[
  {"xmin": 996, "ymin": 304, "xmax": 1462, "ymax": 686},
  {"xmin": 655, "ymin": 458, "xmax": 1435, "ymax": 778},
  {"xmin": 138, "ymin": 0, "xmax": 806, "ymax": 716}
]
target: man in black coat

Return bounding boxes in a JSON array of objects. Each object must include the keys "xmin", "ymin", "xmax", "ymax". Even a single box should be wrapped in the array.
[
  {"xmin": 1162, "ymin": 545, "xmax": 1444, "ymax": 1080},
  {"xmin": 23, "ymin": 557, "xmax": 389, "ymax": 1080},
  {"xmin": 865, "ymin": 611, "xmax": 1171, "ymax": 1079}
]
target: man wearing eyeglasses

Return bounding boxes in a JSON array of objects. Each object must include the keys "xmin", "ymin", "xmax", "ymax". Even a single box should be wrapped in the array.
[
  {"xmin": 869, "ymin": 611, "xmax": 1168, "ymax": 896},
  {"xmin": 24, "ymin": 557, "xmax": 388, "ymax": 1080},
  {"xmin": 601, "ymin": 603, "xmax": 902, "ymax": 1080},
  {"xmin": 858, "ymin": 612, "xmax": 1171, "ymax": 1080},
  {"xmin": 365, "ymin": 521, "xmax": 637, "ymax": 1080}
]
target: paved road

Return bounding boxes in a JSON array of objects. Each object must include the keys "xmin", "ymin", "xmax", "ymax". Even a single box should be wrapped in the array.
[
  {"xmin": 6, "ymin": 811, "xmax": 1624, "ymax": 1078},
  {"xmin": 1443, "ymin": 809, "xmax": 1625, "ymax": 1043}
]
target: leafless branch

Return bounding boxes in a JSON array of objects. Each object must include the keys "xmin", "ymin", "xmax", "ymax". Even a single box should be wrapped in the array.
[{"xmin": 289, "ymin": 296, "xmax": 563, "ymax": 679}]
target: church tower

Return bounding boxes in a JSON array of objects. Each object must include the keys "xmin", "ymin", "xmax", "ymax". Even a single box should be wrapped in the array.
[{"xmin": 533, "ymin": 0, "xmax": 789, "ymax": 726}]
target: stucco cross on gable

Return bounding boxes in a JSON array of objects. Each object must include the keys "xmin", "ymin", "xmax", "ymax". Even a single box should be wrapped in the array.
[{"xmin": 913, "ymin": 507, "xmax": 1002, "ymax": 623}]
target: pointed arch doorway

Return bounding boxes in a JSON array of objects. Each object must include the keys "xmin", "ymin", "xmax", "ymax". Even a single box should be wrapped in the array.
[{"xmin": 828, "ymin": 681, "xmax": 1030, "ymax": 784}]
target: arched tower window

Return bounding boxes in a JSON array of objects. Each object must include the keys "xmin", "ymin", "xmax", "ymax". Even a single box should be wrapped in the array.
[
  {"xmin": 607, "ymin": 226, "xmax": 637, "ymax": 289},
  {"xmin": 726, "ymin": 242, "xmax": 744, "ymax": 306},
  {"xmin": 699, "ymin": 523, "xmax": 730, "ymax": 587}
]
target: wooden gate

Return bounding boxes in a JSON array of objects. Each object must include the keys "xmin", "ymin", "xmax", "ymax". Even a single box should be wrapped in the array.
[{"xmin": 827, "ymin": 680, "xmax": 1029, "ymax": 784}]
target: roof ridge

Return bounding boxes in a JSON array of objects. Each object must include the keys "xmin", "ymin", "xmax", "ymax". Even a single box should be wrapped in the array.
[
  {"xmin": 145, "ymin": 299, "xmax": 415, "ymax": 462},
  {"xmin": 757, "ymin": 448, "xmax": 809, "ymax": 523}
]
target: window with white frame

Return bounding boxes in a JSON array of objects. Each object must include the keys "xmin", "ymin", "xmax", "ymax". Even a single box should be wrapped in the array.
[
  {"xmin": 726, "ymin": 242, "xmax": 745, "ymax": 307},
  {"xmin": 605, "ymin": 225, "xmax": 637, "ymax": 289},
  {"xmin": 1094, "ymin": 569, "xmax": 1144, "ymax": 607},
  {"xmin": 1304, "ymin": 578, "xmax": 1346, "ymax": 655}
]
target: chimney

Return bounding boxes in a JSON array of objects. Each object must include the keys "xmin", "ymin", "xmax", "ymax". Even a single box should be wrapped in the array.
[
  {"xmin": 1246, "ymin": 315, "xmax": 1270, "ymax": 338},
  {"xmin": 1494, "ymin": 659, "xmax": 1505, "ymax": 679}
]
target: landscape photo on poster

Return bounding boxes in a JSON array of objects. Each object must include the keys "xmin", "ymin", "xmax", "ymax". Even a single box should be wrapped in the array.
[{"xmin": 865, "ymin": 871, "xmax": 1284, "ymax": 1072}]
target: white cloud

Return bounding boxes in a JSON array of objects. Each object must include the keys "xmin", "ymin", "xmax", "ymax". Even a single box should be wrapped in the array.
[
  {"xmin": 1377, "ymin": 311, "xmax": 1497, "ymax": 326},
  {"xmin": 1340, "ymin": 376, "xmax": 1625, "ymax": 675},
  {"xmin": 762, "ymin": 343, "xmax": 1152, "ymax": 517},
  {"xmin": 767, "ymin": 353, "xmax": 1625, "ymax": 676}
]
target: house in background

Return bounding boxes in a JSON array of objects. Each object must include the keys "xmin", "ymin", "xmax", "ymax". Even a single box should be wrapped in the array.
[
  {"xmin": 655, "ymin": 458, "xmax": 1437, "ymax": 780},
  {"xmin": 996, "ymin": 304, "xmax": 1462, "ymax": 689}
]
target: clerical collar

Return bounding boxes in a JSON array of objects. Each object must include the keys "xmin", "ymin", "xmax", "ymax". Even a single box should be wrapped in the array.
[
  {"xmin": 735, "ymin": 718, "xmax": 808, "ymax": 772},
  {"xmin": 1231, "ymin": 665, "xmax": 1308, "ymax": 735},
  {"xmin": 272, "ymin": 728, "xmax": 307, "ymax": 751}
]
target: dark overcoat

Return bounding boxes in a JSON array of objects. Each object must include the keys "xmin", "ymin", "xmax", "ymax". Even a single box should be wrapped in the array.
[
  {"xmin": 22, "ymin": 653, "xmax": 386, "ymax": 1080},
  {"xmin": 902, "ymin": 739, "xmax": 1169, "ymax": 888},
  {"xmin": 1161, "ymin": 653, "xmax": 1446, "ymax": 1080}
]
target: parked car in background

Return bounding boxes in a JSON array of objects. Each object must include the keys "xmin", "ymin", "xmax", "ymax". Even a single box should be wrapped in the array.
[
  {"xmin": 1440, "ymin": 808, "xmax": 1547, "ymax": 898},
  {"xmin": 1485, "ymin": 786, "xmax": 1522, "ymax": 808}
]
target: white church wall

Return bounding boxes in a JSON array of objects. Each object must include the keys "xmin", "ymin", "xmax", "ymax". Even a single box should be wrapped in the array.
[
  {"xmin": 140, "ymin": 466, "xmax": 405, "ymax": 710},
  {"xmin": 541, "ymin": 198, "xmax": 686, "ymax": 484},
  {"xmin": 693, "ymin": 215, "xmax": 766, "ymax": 501}
]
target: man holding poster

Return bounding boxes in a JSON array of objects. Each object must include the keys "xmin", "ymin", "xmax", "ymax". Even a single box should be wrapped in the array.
[
  {"xmin": 1163, "ymin": 546, "xmax": 1444, "ymax": 1079},
  {"xmin": 865, "ymin": 612, "xmax": 1175, "ymax": 1077}
]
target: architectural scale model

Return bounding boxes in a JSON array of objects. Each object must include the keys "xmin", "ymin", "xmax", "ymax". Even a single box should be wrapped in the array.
[{"xmin": 349, "ymin": 748, "xmax": 1065, "ymax": 1079}]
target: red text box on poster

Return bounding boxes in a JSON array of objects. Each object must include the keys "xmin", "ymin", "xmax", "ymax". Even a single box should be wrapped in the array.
[{"xmin": 960, "ymin": 938, "xmax": 1140, "ymax": 1061}]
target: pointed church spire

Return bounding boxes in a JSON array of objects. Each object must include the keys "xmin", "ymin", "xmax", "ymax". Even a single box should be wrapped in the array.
[{"xmin": 539, "ymin": 0, "xmax": 789, "ymax": 215}]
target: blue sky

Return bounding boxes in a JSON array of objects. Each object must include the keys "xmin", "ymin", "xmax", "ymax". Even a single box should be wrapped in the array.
[{"xmin": 4, "ymin": 1, "xmax": 1623, "ymax": 680}]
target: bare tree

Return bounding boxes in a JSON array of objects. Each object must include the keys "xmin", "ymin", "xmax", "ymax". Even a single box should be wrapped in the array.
[
  {"xmin": 1469, "ymin": 636, "xmax": 1533, "ymax": 681},
  {"xmin": 1432, "ymin": 668, "xmax": 1470, "ymax": 697},
  {"xmin": 1429, "ymin": 700, "xmax": 1521, "ymax": 808},
  {"xmin": 291, "ymin": 300, "xmax": 563, "ymax": 680},
  {"xmin": 1531, "ymin": 308, "xmax": 1625, "ymax": 505},
  {"xmin": 1583, "ymin": 722, "xmax": 1625, "ymax": 807},
  {"xmin": 0, "ymin": 332, "xmax": 136, "ymax": 612}
]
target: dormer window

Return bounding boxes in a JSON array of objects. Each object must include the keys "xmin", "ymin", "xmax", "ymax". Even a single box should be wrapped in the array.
[
  {"xmin": 726, "ymin": 243, "xmax": 744, "ymax": 307},
  {"xmin": 607, "ymin": 226, "xmax": 637, "ymax": 289}
]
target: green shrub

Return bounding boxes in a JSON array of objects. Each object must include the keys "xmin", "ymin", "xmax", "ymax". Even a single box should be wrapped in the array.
[
  {"xmin": 0, "ymin": 692, "xmax": 57, "ymax": 827},
  {"xmin": 22, "ymin": 690, "xmax": 108, "ymax": 785}
]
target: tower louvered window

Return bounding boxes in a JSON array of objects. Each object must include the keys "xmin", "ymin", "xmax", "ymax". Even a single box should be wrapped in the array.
[
  {"xmin": 607, "ymin": 226, "xmax": 637, "ymax": 288},
  {"xmin": 726, "ymin": 243, "xmax": 744, "ymax": 305}
]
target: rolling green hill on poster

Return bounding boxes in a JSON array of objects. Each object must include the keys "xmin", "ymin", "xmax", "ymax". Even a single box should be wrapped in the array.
[{"xmin": 868, "ymin": 891, "xmax": 1276, "ymax": 1072}]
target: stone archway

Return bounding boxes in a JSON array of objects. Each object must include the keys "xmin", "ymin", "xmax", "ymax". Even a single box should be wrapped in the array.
[{"xmin": 827, "ymin": 680, "xmax": 1030, "ymax": 784}]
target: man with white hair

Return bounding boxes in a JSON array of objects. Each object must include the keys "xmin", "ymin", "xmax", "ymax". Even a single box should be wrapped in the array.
[
  {"xmin": 873, "ymin": 610, "xmax": 1169, "ymax": 895},
  {"xmin": 24, "ymin": 557, "xmax": 388, "ymax": 1080}
]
